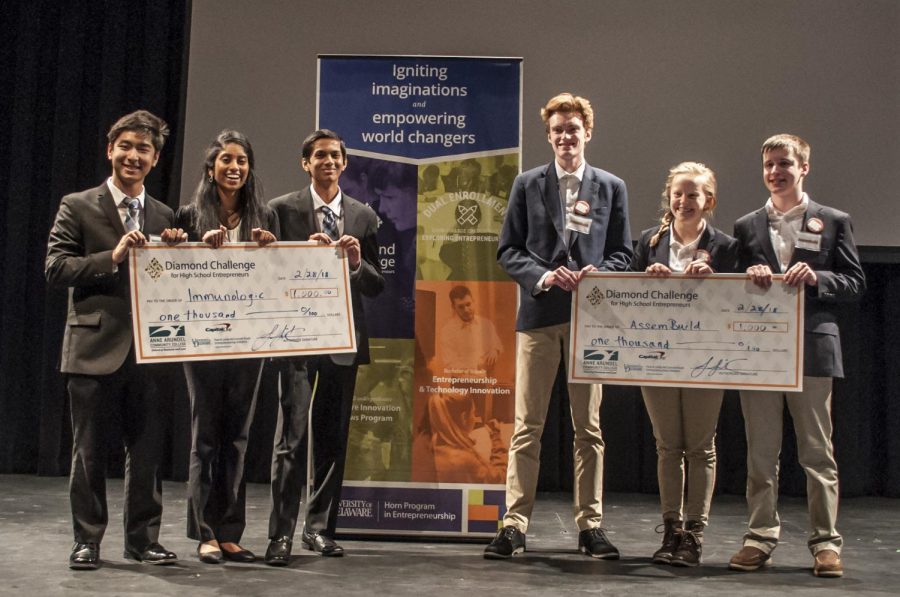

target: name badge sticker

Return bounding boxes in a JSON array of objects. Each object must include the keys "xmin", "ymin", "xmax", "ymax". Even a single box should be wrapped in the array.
[
  {"xmin": 566, "ymin": 213, "xmax": 592, "ymax": 235},
  {"xmin": 795, "ymin": 231, "xmax": 822, "ymax": 252}
]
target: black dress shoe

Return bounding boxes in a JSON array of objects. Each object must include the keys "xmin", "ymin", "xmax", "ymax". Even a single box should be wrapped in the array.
[
  {"xmin": 124, "ymin": 542, "xmax": 178, "ymax": 565},
  {"xmin": 484, "ymin": 525, "xmax": 526, "ymax": 559},
  {"xmin": 221, "ymin": 545, "xmax": 256, "ymax": 563},
  {"xmin": 578, "ymin": 528, "xmax": 620, "ymax": 560},
  {"xmin": 301, "ymin": 531, "xmax": 344, "ymax": 556},
  {"xmin": 264, "ymin": 537, "xmax": 292, "ymax": 566},
  {"xmin": 69, "ymin": 542, "xmax": 100, "ymax": 570},
  {"xmin": 196, "ymin": 543, "xmax": 223, "ymax": 564}
]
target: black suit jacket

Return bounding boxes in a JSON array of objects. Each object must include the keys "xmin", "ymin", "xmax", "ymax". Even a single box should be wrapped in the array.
[
  {"xmin": 45, "ymin": 182, "xmax": 175, "ymax": 375},
  {"xmin": 269, "ymin": 187, "xmax": 384, "ymax": 365},
  {"xmin": 734, "ymin": 199, "xmax": 865, "ymax": 377},
  {"xmin": 629, "ymin": 223, "xmax": 738, "ymax": 274}
]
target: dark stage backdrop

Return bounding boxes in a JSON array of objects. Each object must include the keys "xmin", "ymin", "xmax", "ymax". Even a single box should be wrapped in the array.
[{"xmin": 2, "ymin": 2, "xmax": 899, "ymax": 503}]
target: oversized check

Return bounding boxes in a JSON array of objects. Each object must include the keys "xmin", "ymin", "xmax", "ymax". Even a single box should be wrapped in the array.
[
  {"xmin": 569, "ymin": 272, "xmax": 804, "ymax": 391},
  {"xmin": 129, "ymin": 242, "xmax": 356, "ymax": 363}
]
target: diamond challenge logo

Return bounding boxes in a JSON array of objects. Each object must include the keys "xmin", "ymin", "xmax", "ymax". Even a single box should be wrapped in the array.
[
  {"xmin": 145, "ymin": 257, "xmax": 164, "ymax": 280},
  {"xmin": 586, "ymin": 285, "xmax": 604, "ymax": 306}
]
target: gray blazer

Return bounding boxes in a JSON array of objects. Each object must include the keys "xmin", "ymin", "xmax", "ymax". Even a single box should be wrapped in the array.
[
  {"xmin": 269, "ymin": 187, "xmax": 384, "ymax": 365},
  {"xmin": 45, "ymin": 183, "xmax": 175, "ymax": 375}
]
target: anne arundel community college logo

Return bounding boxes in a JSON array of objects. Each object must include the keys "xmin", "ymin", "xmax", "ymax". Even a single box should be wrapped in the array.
[
  {"xmin": 145, "ymin": 257, "xmax": 164, "ymax": 280},
  {"xmin": 582, "ymin": 349, "xmax": 619, "ymax": 374},
  {"xmin": 148, "ymin": 324, "xmax": 186, "ymax": 352}
]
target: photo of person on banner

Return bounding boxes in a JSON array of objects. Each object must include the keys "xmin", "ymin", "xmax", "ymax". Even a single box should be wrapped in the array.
[
  {"xmin": 345, "ymin": 343, "xmax": 414, "ymax": 482},
  {"xmin": 342, "ymin": 155, "xmax": 418, "ymax": 339},
  {"xmin": 411, "ymin": 282, "xmax": 515, "ymax": 485},
  {"xmin": 417, "ymin": 155, "xmax": 517, "ymax": 282}
]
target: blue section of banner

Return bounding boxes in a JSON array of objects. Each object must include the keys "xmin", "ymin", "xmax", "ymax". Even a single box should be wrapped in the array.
[
  {"xmin": 338, "ymin": 486, "xmax": 464, "ymax": 533},
  {"xmin": 319, "ymin": 56, "xmax": 520, "ymax": 159}
]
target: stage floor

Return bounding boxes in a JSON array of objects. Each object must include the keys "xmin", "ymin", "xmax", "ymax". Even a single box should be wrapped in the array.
[{"xmin": 1, "ymin": 475, "xmax": 897, "ymax": 596}]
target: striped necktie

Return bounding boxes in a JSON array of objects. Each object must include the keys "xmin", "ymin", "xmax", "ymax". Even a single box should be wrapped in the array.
[
  {"xmin": 322, "ymin": 206, "xmax": 339, "ymax": 241},
  {"xmin": 123, "ymin": 198, "xmax": 141, "ymax": 232}
]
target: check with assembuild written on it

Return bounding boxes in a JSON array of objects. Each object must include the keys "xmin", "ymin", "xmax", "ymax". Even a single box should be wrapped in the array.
[
  {"xmin": 129, "ymin": 242, "xmax": 356, "ymax": 363},
  {"xmin": 569, "ymin": 272, "xmax": 804, "ymax": 391}
]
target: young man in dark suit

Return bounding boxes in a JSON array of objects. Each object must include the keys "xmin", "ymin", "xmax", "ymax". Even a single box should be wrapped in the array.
[
  {"xmin": 265, "ymin": 129, "xmax": 384, "ymax": 564},
  {"xmin": 486, "ymin": 93, "xmax": 632, "ymax": 559},
  {"xmin": 45, "ymin": 110, "xmax": 186, "ymax": 569},
  {"xmin": 729, "ymin": 134, "xmax": 865, "ymax": 577}
]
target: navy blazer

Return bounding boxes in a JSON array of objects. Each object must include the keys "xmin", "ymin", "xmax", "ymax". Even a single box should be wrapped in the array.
[
  {"xmin": 734, "ymin": 198, "xmax": 865, "ymax": 378},
  {"xmin": 269, "ymin": 187, "xmax": 384, "ymax": 365},
  {"xmin": 629, "ymin": 223, "xmax": 738, "ymax": 274},
  {"xmin": 497, "ymin": 162, "xmax": 632, "ymax": 331},
  {"xmin": 45, "ymin": 183, "xmax": 175, "ymax": 375}
]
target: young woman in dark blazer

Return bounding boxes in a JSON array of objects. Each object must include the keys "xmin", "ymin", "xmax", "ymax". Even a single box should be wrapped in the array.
[
  {"xmin": 629, "ymin": 162, "xmax": 738, "ymax": 567},
  {"xmin": 176, "ymin": 130, "xmax": 278, "ymax": 563}
]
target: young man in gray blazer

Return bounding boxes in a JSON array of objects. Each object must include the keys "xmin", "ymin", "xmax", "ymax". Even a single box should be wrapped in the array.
[
  {"xmin": 265, "ymin": 129, "xmax": 384, "ymax": 564},
  {"xmin": 729, "ymin": 134, "xmax": 865, "ymax": 578},
  {"xmin": 45, "ymin": 110, "xmax": 186, "ymax": 569},
  {"xmin": 486, "ymin": 93, "xmax": 632, "ymax": 559}
]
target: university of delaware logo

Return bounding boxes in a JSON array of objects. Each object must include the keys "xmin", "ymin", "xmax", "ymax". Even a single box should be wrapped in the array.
[
  {"xmin": 149, "ymin": 325, "xmax": 185, "ymax": 338},
  {"xmin": 145, "ymin": 257, "xmax": 164, "ymax": 280}
]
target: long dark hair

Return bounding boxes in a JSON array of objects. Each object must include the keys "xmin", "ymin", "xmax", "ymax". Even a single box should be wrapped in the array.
[{"xmin": 187, "ymin": 129, "xmax": 267, "ymax": 241}]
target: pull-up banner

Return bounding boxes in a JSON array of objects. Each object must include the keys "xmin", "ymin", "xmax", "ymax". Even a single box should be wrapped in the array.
[{"xmin": 318, "ymin": 55, "xmax": 522, "ymax": 537}]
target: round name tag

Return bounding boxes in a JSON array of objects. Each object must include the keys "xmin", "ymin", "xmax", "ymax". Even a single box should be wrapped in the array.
[
  {"xmin": 694, "ymin": 249, "xmax": 711, "ymax": 263},
  {"xmin": 806, "ymin": 217, "xmax": 824, "ymax": 233},
  {"xmin": 573, "ymin": 200, "xmax": 590, "ymax": 216}
]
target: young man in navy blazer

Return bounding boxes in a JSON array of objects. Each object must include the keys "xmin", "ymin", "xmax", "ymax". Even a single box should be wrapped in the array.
[
  {"xmin": 265, "ymin": 129, "xmax": 384, "ymax": 564},
  {"xmin": 45, "ymin": 110, "xmax": 186, "ymax": 569},
  {"xmin": 729, "ymin": 134, "xmax": 865, "ymax": 577},
  {"xmin": 486, "ymin": 93, "xmax": 632, "ymax": 559}
]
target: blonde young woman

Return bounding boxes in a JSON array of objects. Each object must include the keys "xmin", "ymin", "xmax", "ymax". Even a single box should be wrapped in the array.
[{"xmin": 629, "ymin": 162, "xmax": 738, "ymax": 566}]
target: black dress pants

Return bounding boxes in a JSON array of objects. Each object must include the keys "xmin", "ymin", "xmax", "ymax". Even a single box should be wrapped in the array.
[
  {"xmin": 185, "ymin": 358, "xmax": 263, "ymax": 543},
  {"xmin": 67, "ymin": 359, "xmax": 164, "ymax": 550}
]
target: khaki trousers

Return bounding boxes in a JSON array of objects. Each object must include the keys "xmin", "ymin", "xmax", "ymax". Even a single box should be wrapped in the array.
[
  {"xmin": 739, "ymin": 376, "xmax": 842, "ymax": 555},
  {"xmin": 503, "ymin": 322, "xmax": 604, "ymax": 532},
  {"xmin": 641, "ymin": 386, "xmax": 723, "ymax": 527}
]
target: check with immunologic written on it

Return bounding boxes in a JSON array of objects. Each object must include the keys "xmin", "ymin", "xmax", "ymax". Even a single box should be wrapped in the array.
[
  {"xmin": 129, "ymin": 242, "xmax": 356, "ymax": 363},
  {"xmin": 568, "ymin": 272, "xmax": 804, "ymax": 391}
]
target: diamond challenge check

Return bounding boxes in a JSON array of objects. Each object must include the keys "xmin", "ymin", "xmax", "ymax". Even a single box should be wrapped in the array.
[
  {"xmin": 129, "ymin": 242, "xmax": 356, "ymax": 363},
  {"xmin": 569, "ymin": 272, "xmax": 804, "ymax": 391}
]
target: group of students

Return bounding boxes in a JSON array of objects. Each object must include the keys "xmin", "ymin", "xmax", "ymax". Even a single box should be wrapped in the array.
[
  {"xmin": 46, "ymin": 112, "xmax": 381, "ymax": 570},
  {"xmin": 485, "ymin": 93, "xmax": 865, "ymax": 580},
  {"xmin": 46, "ymin": 92, "xmax": 864, "ymax": 580}
]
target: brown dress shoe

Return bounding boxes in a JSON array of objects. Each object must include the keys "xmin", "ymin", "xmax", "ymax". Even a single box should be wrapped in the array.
[
  {"xmin": 729, "ymin": 546, "xmax": 771, "ymax": 571},
  {"xmin": 813, "ymin": 549, "xmax": 843, "ymax": 577}
]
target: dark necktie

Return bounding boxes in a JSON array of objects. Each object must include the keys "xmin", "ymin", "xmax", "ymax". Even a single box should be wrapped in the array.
[
  {"xmin": 123, "ymin": 198, "xmax": 141, "ymax": 232},
  {"xmin": 322, "ymin": 206, "xmax": 339, "ymax": 240}
]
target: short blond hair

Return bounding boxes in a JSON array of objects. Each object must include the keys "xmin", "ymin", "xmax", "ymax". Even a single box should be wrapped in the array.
[
  {"xmin": 761, "ymin": 133, "xmax": 810, "ymax": 166},
  {"xmin": 541, "ymin": 93, "xmax": 594, "ymax": 132}
]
